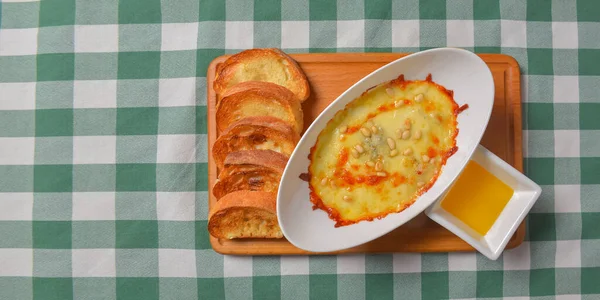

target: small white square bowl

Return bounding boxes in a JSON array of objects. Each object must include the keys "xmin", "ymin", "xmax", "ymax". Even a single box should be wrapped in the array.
[{"xmin": 425, "ymin": 145, "xmax": 541, "ymax": 260}]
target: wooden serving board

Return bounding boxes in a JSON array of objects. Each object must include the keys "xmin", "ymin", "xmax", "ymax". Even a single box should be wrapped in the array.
[{"xmin": 207, "ymin": 53, "xmax": 522, "ymax": 255}]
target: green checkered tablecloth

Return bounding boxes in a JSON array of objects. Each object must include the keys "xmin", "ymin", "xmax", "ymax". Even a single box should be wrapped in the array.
[{"xmin": 0, "ymin": 0, "xmax": 598, "ymax": 299}]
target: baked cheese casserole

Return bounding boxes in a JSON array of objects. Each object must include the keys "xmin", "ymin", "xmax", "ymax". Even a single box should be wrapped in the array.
[{"xmin": 308, "ymin": 75, "xmax": 462, "ymax": 227}]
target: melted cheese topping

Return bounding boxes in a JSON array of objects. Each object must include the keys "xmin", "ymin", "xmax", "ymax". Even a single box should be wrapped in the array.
[{"xmin": 308, "ymin": 75, "xmax": 459, "ymax": 227}]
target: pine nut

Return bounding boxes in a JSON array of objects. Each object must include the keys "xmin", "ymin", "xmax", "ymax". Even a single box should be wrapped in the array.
[
  {"xmin": 366, "ymin": 161, "xmax": 375, "ymax": 167},
  {"xmin": 376, "ymin": 172, "xmax": 387, "ymax": 177},
  {"xmin": 404, "ymin": 119, "xmax": 412, "ymax": 130},
  {"xmin": 413, "ymin": 130, "xmax": 422, "ymax": 140},
  {"xmin": 387, "ymin": 138, "xmax": 396, "ymax": 150},
  {"xmin": 417, "ymin": 181, "xmax": 425, "ymax": 187},
  {"xmin": 403, "ymin": 148, "xmax": 413, "ymax": 156},
  {"xmin": 394, "ymin": 100, "xmax": 403, "ymax": 108},
  {"xmin": 340, "ymin": 125, "xmax": 348, "ymax": 133},
  {"xmin": 375, "ymin": 161, "xmax": 383, "ymax": 171},
  {"xmin": 390, "ymin": 149, "xmax": 399, "ymax": 157},
  {"xmin": 371, "ymin": 126, "xmax": 378, "ymax": 134},
  {"xmin": 414, "ymin": 93, "xmax": 424, "ymax": 102},
  {"xmin": 354, "ymin": 144, "xmax": 365, "ymax": 154},
  {"xmin": 395, "ymin": 129, "xmax": 403, "ymax": 139},
  {"xmin": 402, "ymin": 130, "xmax": 411, "ymax": 140},
  {"xmin": 360, "ymin": 127, "xmax": 371, "ymax": 137},
  {"xmin": 321, "ymin": 178, "xmax": 328, "ymax": 185},
  {"xmin": 386, "ymin": 88, "xmax": 394, "ymax": 97},
  {"xmin": 422, "ymin": 155, "xmax": 430, "ymax": 163},
  {"xmin": 330, "ymin": 181, "xmax": 337, "ymax": 188},
  {"xmin": 343, "ymin": 195, "xmax": 352, "ymax": 202},
  {"xmin": 339, "ymin": 134, "xmax": 345, "ymax": 140},
  {"xmin": 351, "ymin": 149, "xmax": 360, "ymax": 158}
]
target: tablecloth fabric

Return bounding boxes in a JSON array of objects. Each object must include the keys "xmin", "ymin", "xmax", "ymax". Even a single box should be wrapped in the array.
[{"xmin": 0, "ymin": 0, "xmax": 598, "ymax": 299}]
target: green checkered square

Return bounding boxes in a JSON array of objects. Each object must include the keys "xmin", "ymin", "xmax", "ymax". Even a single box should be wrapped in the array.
[
  {"xmin": 116, "ymin": 249, "xmax": 158, "ymax": 276},
  {"xmin": 527, "ymin": 49, "xmax": 553, "ymax": 75},
  {"xmin": 366, "ymin": 254, "xmax": 393, "ymax": 273},
  {"xmin": 581, "ymin": 185, "xmax": 600, "ymax": 212},
  {"xmin": 117, "ymin": 107, "xmax": 159, "ymax": 135},
  {"xmin": 75, "ymin": 0, "xmax": 118, "ymax": 24},
  {"xmin": 33, "ymin": 221, "xmax": 72, "ymax": 249},
  {"xmin": 195, "ymin": 163, "xmax": 208, "ymax": 191},
  {"xmin": 34, "ymin": 165, "xmax": 72, "ymax": 193},
  {"xmin": 1, "ymin": 1, "xmax": 40, "ymax": 28},
  {"xmin": 254, "ymin": 21, "xmax": 281, "ymax": 48},
  {"xmin": 119, "ymin": 24, "xmax": 161, "ymax": 52},
  {"xmin": 365, "ymin": 20, "xmax": 392, "ymax": 49},
  {"xmin": 579, "ymin": 77, "xmax": 600, "ymax": 103},
  {"xmin": 582, "ymin": 267, "xmax": 600, "ymax": 294},
  {"xmin": 161, "ymin": 0, "xmax": 199, "ymax": 22},
  {"xmin": 37, "ymin": 54, "xmax": 75, "ymax": 81},
  {"xmin": 530, "ymin": 268, "xmax": 555, "ymax": 296},
  {"xmin": 116, "ymin": 164, "xmax": 156, "ymax": 192},
  {"xmin": 527, "ymin": 22, "xmax": 552, "ymax": 48},
  {"xmin": 158, "ymin": 221, "xmax": 195, "ymax": 249},
  {"xmin": 253, "ymin": 257, "xmax": 280, "ymax": 276},
  {"xmin": 0, "ymin": 277, "xmax": 32, "ymax": 300},
  {"xmin": 581, "ymin": 158, "xmax": 600, "ymax": 184},
  {"xmin": 34, "ymin": 137, "xmax": 73, "ymax": 164},
  {"xmin": 194, "ymin": 221, "xmax": 211, "ymax": 249},
  {"xmin": 530, "ymin": 241, "xmax": 557, "ymax": 268},
  {"xmin": 528, "ymin": 213, "xmax": 556, "ymax": 241},
  {"xmin": 73, "ymin": 278, "xmax": 116, "ymax": 300},
  {"xmin": 39, "ymin": 0, "xmax": 75, "ymax": 27},
  {"xmin": 553, "ymin": 1, "xmax": 578, "ymax": 21},
  {"xmin": 366, "ymin": 274, "xmax": 393, "ymax": 300},
  {"xmin": 499, "ymin": 1, "xmax": 526, "ymax": 20},
  {"xmin": 72, "ymin": 221, "xmax": 115, "ymax": 248},
  {"xmin": 74, "ymin": 108, "xmax": 116, "ymax": 136},
  {"xmin": 159, "ymin": 278, "xmax": 197, "ymax": 300},
  {"xmin": 476, "ymin": 271, "xmax": 503, "ymax": 298},
  {"xmin": 554, "ymin": 49, "xmax": 579, "ymax": 76},
  {"xmin": 577, "ymin": 0, "xmax": 600, "ymax": 22},
  {"xmin": 34, "ymin": 249, "xmax": 72, "ymax": 277},
  {"xmin": 36, "ymin": 81, "xmax": 74, "ymax": 109},
  {"xmin": 503, "ymin": 270, "xmax": 529, "ymax": 296},
  {"xmin": 118, "ymin": 52, "xmax": 161, "ymax": 79},
  {"xmin": 225, "ymin": 0, "xmax": 254, "ymax": 21},
  {"xmin": 556, "ymin": 213, "xmax": 583, "ymax": 240},
  {"xmin": 0, "ymin": 166, "xmax": 33, "ymax": 192},
  {"xmin": 578, "ymin": 23, "xmax": 600, "ymax": 49},
  {"xmin": 419, "ymin": 0, "xmax": 446, "ymax": 19},
  {"xmin": 116, "ymin": 136, "xmax": 157, "ymax": 163},
  {"xmin": 35, "ymin": 109, "xmax": 73, "ymax": 137},
  {"xmin": 33, "ymin": 193, "xmax": 72, "ymax": 221},
  {"xmin": 73, "ymin": 165, "xmax": 116, "ymax": 192},
  {"xmin": 337, "ymin": 0, "xmax": 363, "ymax": 20},
  {"xmin": 556, "ymin": 268, "xmax": 581, "ymax": 295},
  {"xmin": 0, "ymin": 111, "xmax": 35, "ymax": 137},
  {"xmin": 158, "ymin": 107, "xmax": 196, "ymax": 134},
  {"xmin": 254, "ymin": 0, "xmax": 281, "ymax": 21},
  {"xmin": 308, "ymin": 275, "xmax": 337, "ymax": 299},
  {"xmin": 474, "ymin": 20, "xmax": 500, "ymax": 47},
  {"xmin": 580, "ymin": 103, "xmax": 600, "ymax": 130},
  {"xmin": 525, "ymin": 75, "xmax": 553, "ymax": 103},
  {"xmin": 419, "ymin": 20, "xmax": 446, "ymax": 48},
  {"xmin": 555, "ymin": 158, "xmax": 580, "ymax": 185},
  {"xmin": 0, "ymin": 221, "xmax": 32, "ymax": 248},
  {"xmin": 448, "ymin": 271, "xmax": 476, "ymax": 298},
  {"xmin": 37, "ymin": 26, "xmax": 74, "ymax": 54},
  {"xmin": 474, "ymin": 0, "xmax": 499, "ymax": 20},
  {"xmin": 253, "ymin": 276, "xmax": 281, "ymax": 299},
  {"xmin": 526, "ymin": 130, "xmax": 554, "ymax": 157},
  {"xmin": 195, "ymin": 192, "xmax": 209, "ymax": 220},
  {"xmin": 554, "ymin": 104, "xmax": 580, "ymax": 130},
  {"xmin": 156, "ymin": 163, "xmax": 196, "ymax": 192},
  {"xmin": 394, "ymin": 273, "xmax": 421, "ymax": 299},
  {"xmin": 582, "ymin": 213, "xmax": 600, "ymax": 239},
  {"xmin": 198, "ymin": 278, "xmax": 225, "ymax": 299},
  {"xmin": 309, "ymin": 21, "xmax": 336, "ymax": 49},
  {"xmin": 0, "ymin": 56, "xmax": 36, "ymax": 82},
  {"xmin": 118, "ymin": 0, "xmax": 161, "ymax": 24},
  {"xmin": 421, "ymin": 272, "xmax": 449, "ymax": 299},
  {"xmin": 33, "ymin": 278, "xmax": 73, "ymax": 300},
  {"xmin": 116, "ymin": 278, "xmax": 159, "ymax": 300},
  {"xmin": 477, "ymin": 253, "xmax": 504, "ymax": 270},
  {"xmin": 75, "ymin": 53, "xmax": 118, "ymax": 80},
  {"xmin": 196, "ymin": 250, "xmax": 223, "ymax": 278},
  {"xmin": 526, "ymin": 0, "xmax": 552, "ymax": 21},
  {"xmin": 116, "ymin": 220, "xmax": 158, "ymax": 248},
  {"xmin": 116, "ymin": 192, "xmax": 156, "ymax": 220},
  {"xmin": 196, "ymin": 49, "xmax": 224, "ymax": 77},
  {"xmin": 160, "ymin": 51, "xmax": 197, "ymax": 78}
]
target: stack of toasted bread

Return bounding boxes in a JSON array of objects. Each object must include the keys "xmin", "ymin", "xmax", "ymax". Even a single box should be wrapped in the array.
[{"xmin": 208, "ymin": 48, "xmax": 310, "ymax": 239}]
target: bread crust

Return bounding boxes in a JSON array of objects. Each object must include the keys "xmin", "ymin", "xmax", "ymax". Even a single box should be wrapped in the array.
[
  {"xmin": 216, "ymin": 81, "xmax": 304, "ymax": 134},
  {"xmin": 208, "ymin": 191, "xmax": 282, "ymax": 239},
  {"xmin": 214, "ymin": 48, "xmax": 310, "ymax": 102},
  {"xmin": 213, "ymin": 116, "xmax": 299, "ymax": 170}
]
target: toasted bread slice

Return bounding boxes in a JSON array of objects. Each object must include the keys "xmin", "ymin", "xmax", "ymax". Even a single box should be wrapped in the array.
[
  {"xmin": 216, "ymin": 81, "xmax": 304, "ymax": 134},
  {"xmin": 214, "ymin": 48, "xmax": 310, "ymax": 102},
  {"xmin": 208, "ymin": 190, "xmax": 283, "ymax": 239},
  {"xmin": 213, "ymin": 150, "xmax": 288, "ymax": 199},
  {"xmin": 212, "ymin": 116, "xmax": 300, "ymax": 170}
]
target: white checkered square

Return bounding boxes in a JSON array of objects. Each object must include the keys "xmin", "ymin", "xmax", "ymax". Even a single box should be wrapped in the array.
[
  {"xmin": 554, "ymin": 185, "xmax": 581, "ymax": 213},
  {"xmin": 281, "ymin": 21, "xmax": 309, "ymax": 49},
  {"xmin": 161, "ymin": 23, "xmax": 199, "ymax": 51},
  {"xmin": 157, "ymin": 134, "xmax": 196, "ymax": 163},
  {"xmin": 501, "ymin": 20, "xmax": 527, "ymax": 47},
  {"xmin": 552, "ymin": 22, "xmax": 578, "ymax": 49},
  {"xmin": 0, "ymin": 193, "xmax": 33, "ymax": 221},
  {"xmin": 225, "ymin": 21, "xmax": 253, "ymax": 49},
  {"xmin": 392, "ymin": 20, "xmax": 419, "ymax": 47},
  {"xmin": 72, "ymin": 249, "xmax": 116, "ymax": 277},
  {"xmin": 0, "ymin": 82, "xmax": 36, "ymax": 110},
  {"xmin": 74, "ymin": 25, "xmax": 118, "ymax": 53},
  {"xmin": 224, "ymin": 255, "xmax": 252, "ymax": 277},
  {"xmin": 0, "ymin": 137, "xmax": 34, "ymax": 165},
  {"xmin": 280, "ymin": 256, "xmax": 309, "ymax": 276},
  {"xmin": 159, "ymin": 249, "xmax": 197, "ymax": 277},
  {"xmin": 448, "ymin": 252, "xmax": 477, "ymax": 271},
  {"xmin": 156, "ymin": 192, "xmax": 195, "ymax": 221},
  {"xmin": 555, "ymin": 295, "xmax": 582, "ymax": 300},
  {"xmin": 0, "ymin": 249, "xmax": 32, "ymax": 276},
  {"xmin": 503, "ymin": 242, "xmax": 530, "ymax": 270},
  {"xmin": 0, "ymin": 28, "xmax": 38, "ymax": 56},
  {"xmin": 73, "ymin": 80, "xmax": 117, "ymax": 108},
  {"xmin": 337, "ymin": 20, "xmax": 365, "ymax": 48},
  {"xmin": 73, "ymin": 136, "xmax": 117, "ymax": 164},
  {"xmin": 337, "ymin": 254, "xmax": 365, "ymax": 274},
  {"xmin": 72, "ymin": 192, "xmax": 116, "ymax": 221},
  {"xmin": 446, "ymin": 20, "xmax": 474, "ymax": 47},
  {"xmin": 554, "ymin": 130, "xmax": 580, "ymax": 157},
  {"xmin": 158, "ymin": 78, "xmax": 196, "ymax": 107},
  {"xmin": 555, "ymin": 240, "xmax": 581, "ymax": 268},
  {"xmin": 392, "ymin": 253, "xmax": 421, "ymax": 273},
  {"xmin": 553, "ymin": 76, "xmax": 579, "ymax": 103}
]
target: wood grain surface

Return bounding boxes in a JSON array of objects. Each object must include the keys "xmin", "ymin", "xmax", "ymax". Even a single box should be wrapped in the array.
[{"xmin": 206, "ymin": 53, "xmax": 522, "ymax": 255}]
